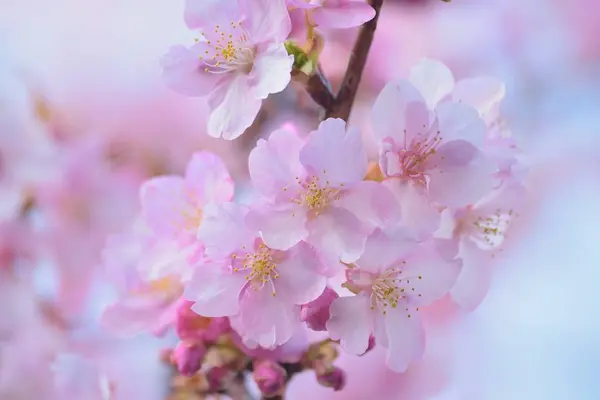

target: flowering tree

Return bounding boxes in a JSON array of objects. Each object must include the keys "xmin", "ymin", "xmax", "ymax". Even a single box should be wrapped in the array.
[{"xmin": 0, "ymin": 0, "xmax": 528, "ymax": 399}]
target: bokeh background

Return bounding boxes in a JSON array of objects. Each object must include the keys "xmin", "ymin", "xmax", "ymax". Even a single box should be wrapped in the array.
[{"xmin": 1, "ymin": 0, "xmax": 599, "ymax": 399}]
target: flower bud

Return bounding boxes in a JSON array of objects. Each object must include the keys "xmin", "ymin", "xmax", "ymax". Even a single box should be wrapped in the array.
[
  {"xmin": 300, "ymin": 287, "xmax": 338, "ymax": 331},
  {"xmin": 172, "ymin": 341, "xmax": 206, "ymax": 377},
  {"xmin": 175, "ymin": 300, "xmax": 230, "ymax": 343},
  {"xmin": 205, "ymin": 366, "xmax": 229, "ymax": 392},
  {"xmin": 315, "ymin": 362, "xmax": 346, "ymax": 391},
  {"xmin": 253, "ymin": 360, "xmax": 287, "ymax": 398}
]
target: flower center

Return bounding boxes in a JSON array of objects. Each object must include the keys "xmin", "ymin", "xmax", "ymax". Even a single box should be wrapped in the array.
[
  {"xmin": 289, "ymin": 175, "xmax": 341, "ymax": 216},
  {"xmin": 233, "ymin": 243, "xmax": 280, "ymax": 296},
  {"xmin": 470, "ymin": 207, "xmax": 515, "ymax": 249},
  {"xmin": 369, "ymin": 268, "xmax": 422, "ymax": 317},
  {"xmin": 196, "ymin": 21, "xmax": 255, "ymax": 75}
]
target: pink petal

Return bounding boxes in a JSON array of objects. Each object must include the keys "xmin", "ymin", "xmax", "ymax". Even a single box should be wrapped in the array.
[
  {"xmin": 274, "ymin": 241, "xmax": 326, "ymax": 305},
  {"xmin": 326, "ymin": 295, "xmax": 373, "ymax": 354},
  {"xmin": 311, "ymin": 2, "xmax": 375, "ymax": 29},
  {"xmin": 243, "ymin": 0, "xmax": 292, "ymax": 43},
  {"xmin": 249, "ymin": 45, "xmax": 293, "ymax": 99},
  {"xmin": 427, "ymin": 141, "xmax": 498, "ymax": 207},
  {"xmin": 235, "ymin": 288, "xmax": 299, "ymax": 348},
  {"xmin": 409, "ymin": 58, "xmax": 455, "ymax": 109},
  {"xmin": 383, "ymin": 309, "xmax": 425, "ymax": 372},
  {"xmin": 404, "ymin": 241, "xmax": 461, "ymax": 306},
  {"xmin": 100, "ymin": 293, "xmax": 174, "ymax": 337},
  {"xmin": 197, "ymin": 203, "xmax": 255, "ymax": 259},
  {"xmin": 306, "ymin": 206, "xmax": 368, "ymax": 265},
  {"xmin": 300, "ymin": 118, "xmax": 367, "ymax": 186},
  {"xmin": 207, "ymin": 75, "xmax": 262, "ymax": 140},
  {"xmin": 186, "ymin": 262, "xmax": 247, "ymax": 317},
  {"xmin": 184, "ymin": 152, "xmax": 234, "ymax": 205},
  {"xmin": 160, "ymin": 45, "xmax": 219, "ymax": 97},
  {"xmin": 452, "ymin": 77, "xmax": 505, "ymax": 122},
  {"xmin": 383, "ymin": 180, "xmax": 441, "ymax": 237},
  {"xmin": 451, "ymin": 239, "xmax": 492, "ymax": 310},
  {"xmin": 435, "ymin": 102, "xmax": 487, "ymax": 148},
  {"xmin": 287, "ymin": 0, "xmax": 320, "ymax": 8},
  {"xmin": 184, "ymin": 0, "xmax": 241, "ymax": 30},
  {"xmin": 248, "ymin": 127, "xmax": 306, "ymax": 198},
  {"xmin": 336, "ymin": 181, "xmax": 401, "ymax": 231},
  {"xmin": 246, "ymin": 203, "xmax": 308, "ymax": 250},
  {"xmin": 140, "ymin": 176, "xmax": 188, "ymax": 237},
  {"xmin": 371, "ymin": 80, "xmax": 427, "ymax": 143},
  {"xmin": 356, "ymin": 228, "xmax": 418, "ymax": 274}
]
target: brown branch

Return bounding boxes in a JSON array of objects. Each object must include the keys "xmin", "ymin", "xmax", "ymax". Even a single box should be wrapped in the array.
[
  {"xmin": 325, "ymin": 0, "xmax": 384, "ymax": 121},
  {"xmin": 293, "ymin": 66, "xmax": 334, "ymax": 111}
]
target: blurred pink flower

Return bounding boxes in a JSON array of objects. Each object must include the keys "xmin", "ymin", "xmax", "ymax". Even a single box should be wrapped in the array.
[
  {"xmin": 327, "ymin": 228, "xmax": 460, "ymax": 372},
  {"xmin": 190, "ymin": 202, "xmax": 326, "ymax": 348},
  {"xmin": 288, "ymin": 0, "xmax": 375, "ymax": 29},
  {"xmin": 140, "ymin": 151, "xmax": 234, "ymax": 244},
  {"xmin": 435, "ymin": 183, "xmax": 526, "ymax": 310},
  {"xmin": 161, "ymin": 0, "xmax": 293, "ymax": 140},
  {"xmin": 247, "ymin": 119, "xmax": 399, "ymax": 272}
]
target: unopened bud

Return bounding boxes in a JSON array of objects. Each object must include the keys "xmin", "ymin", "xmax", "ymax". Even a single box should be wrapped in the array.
[
  {"xmin": 172, "ymin": 341, "xmax": 206, "ymax": 377},
  {"xmin": 300, "ymin": 287, "xmax": 338, "ymax": 331},
  {"xmin": 253, "ymin": 360, "xmax": 287, "ymax": 398},
  {"xmin": 315, "ymin": 361, "xmax": 345, "ymax": 391},
  {"xmin": 205, "ymin": 366, "xmax": 229, "ymax": 392}
]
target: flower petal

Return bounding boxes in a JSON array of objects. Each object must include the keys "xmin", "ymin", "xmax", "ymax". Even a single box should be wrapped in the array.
[
  {"xmin": 435, "ymin": 102, "xmax": 487, "ymax": 148},
  {"xmin": 427, "ymin": 141, "xmax": 498, "ymax": 207},
  {"xmin": 357, "ymin": 228, "xmax": 418, "ymax": 274},
  {"xmin": 452, "ymin": 77, "xmax": 505, "ymax": 122},
  {"xmin": 248, "ymin": 127, "xmax": 306, "ymax": 198},
  {"xmin": 383, "ymin": 309, "xmax": 425, "ymax": 372},
  {"xmin": 274, "ymin": 241, "xmax": 326, "ymax": 305},
  {"xmin": 160, "ymin": 45, "xmax": 219, "ymax": 97},
  {"xmin": 371, "ymin": 79, "xmax": 427, "ymax": 143},
  {"xmin": 336, "ymin": 181, "xmax": 401, "ymax": 231},
  {"xmin": 197, "ymin": 203, "xmax": 255, "ymax": 258},
  {"xmin": 186, "ymin": 262, "xmax": 246, "ymax": 317},
  {"xmin": 184, "ymin": 151, "xmax": 234, "ymax": 205},
  {"xmin": 326, "ymin": 295, "xmax": 373, "ymax": 355},
  {"xmin": 140, "ymin": 176, "xmax": 188, "ymax": 237},
  {"xmin": 311, "ymin": 2, "xmax": 375, "ymax": 29},
  {"xmin": 246, "ymin": 202, "xmax": 308, "ymax": 250},
  {"xmin": 450, "ymin": 239, "xmax": 492, "ymax": 310},
  {"xmin": 300, "ymin": 118, "xmax": 367, "ymax": 186},
  {"xmin": 306, "ymin": 206, "xmax": 368, "ymax": 265},
  {"xmin": 207, "ymin": 76, "xmax": 262, "ymax": 140},
  {"xmin": 249, "ymin": 45, "xmax": 293, "ymax": 99},
  {"xmin": 409, "ymin": 58, "xmax": 455, "ymax": 109},
  {"xmin": 243, "ymin": 0, "xmax": 292, "ymax": 43},
  {"xmin": 184, "ymin": 0, "xmax": 241, "ymax": 30}
]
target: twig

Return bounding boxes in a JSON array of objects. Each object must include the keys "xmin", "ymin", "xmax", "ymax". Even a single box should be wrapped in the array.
[{"xmin": 325, "ymin": 0, "xmax": 384, "ymax": 121}]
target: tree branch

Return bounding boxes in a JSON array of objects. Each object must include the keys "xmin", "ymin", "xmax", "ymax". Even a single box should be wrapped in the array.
[
  {"xmin": 293, "ymin": 66, "xmax": 334, "ymax": 111},
  {"xmin": 325, "ymin": 0, "xmax": 384, "ymax": 121}
]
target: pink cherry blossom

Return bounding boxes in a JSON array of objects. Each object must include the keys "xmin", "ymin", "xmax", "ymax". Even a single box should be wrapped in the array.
[
  {"xmin": 140, "ymin": 151, "xmax": 234, "ymax": 244},
  {"xmin": 371, "ymin": 60, "xmax": 498, "ymax": 221},
  {"xmin": 326, "ymin": 228, "xmax": 460, "ymax": 372},
  {"xmin": 189, "ymin": 202, "xmax": 326, "ymax": 348},
  {"xmin": 247, "ymin": 119, "xmax": 400, "ymax": 273},
  {"xmin": 435, "ymin": 183, "xmax": 526, "ymax": 310},
  {"xmin": 51, "ymin": 353, "xmax": 115, "ymax": 400},
  {"xmin": 100, "ymin": 223, "xmax": 190, "ymax": 337},
  {"xmin": 287, "ymin": 0, "xmax": 375, "ymax": 30},
  {"xmin": 161, "ymin": 0, "xmax": 294, "ymax": 140}
]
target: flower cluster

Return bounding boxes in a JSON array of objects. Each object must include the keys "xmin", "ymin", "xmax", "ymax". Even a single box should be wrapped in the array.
[
  {"xmin": 97, "ymin": 1, "xmax": 528, "ymax": 398},
  {"xmin": 105, "ymin": 53, "xmax": 526, "ymax": 400}
]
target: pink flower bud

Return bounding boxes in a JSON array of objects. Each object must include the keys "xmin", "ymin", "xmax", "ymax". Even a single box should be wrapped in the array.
[
  {"xmin": 315, "ymin": 362, "xmax": 346, "ymax": 391},
  {"xmin": 172, "ymin": 341, "xmax": 206, "ymax": 376},
  {"xmin": 175, "ymin": 300, "xmax": 230, "ymax": 343},
  {"xmin": 253, "ymin": 360, "xmax": 287, "ymax": 398},
  {"xmin": 300, "ymin": 287, "xmax": 338, "ymax": 331},
  {"xmin": 206, "ymin": 366, "xmax": 229, "ymax": 392}
]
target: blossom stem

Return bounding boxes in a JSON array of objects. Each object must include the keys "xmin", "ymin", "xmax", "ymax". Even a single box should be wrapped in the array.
[
  {"xmin": 325, "ymin": 0, "xmax": 385, "ymax": 121},
  {"xmin": 296, "ymin": 66, "xmax": 335, "ymax": 111}
]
